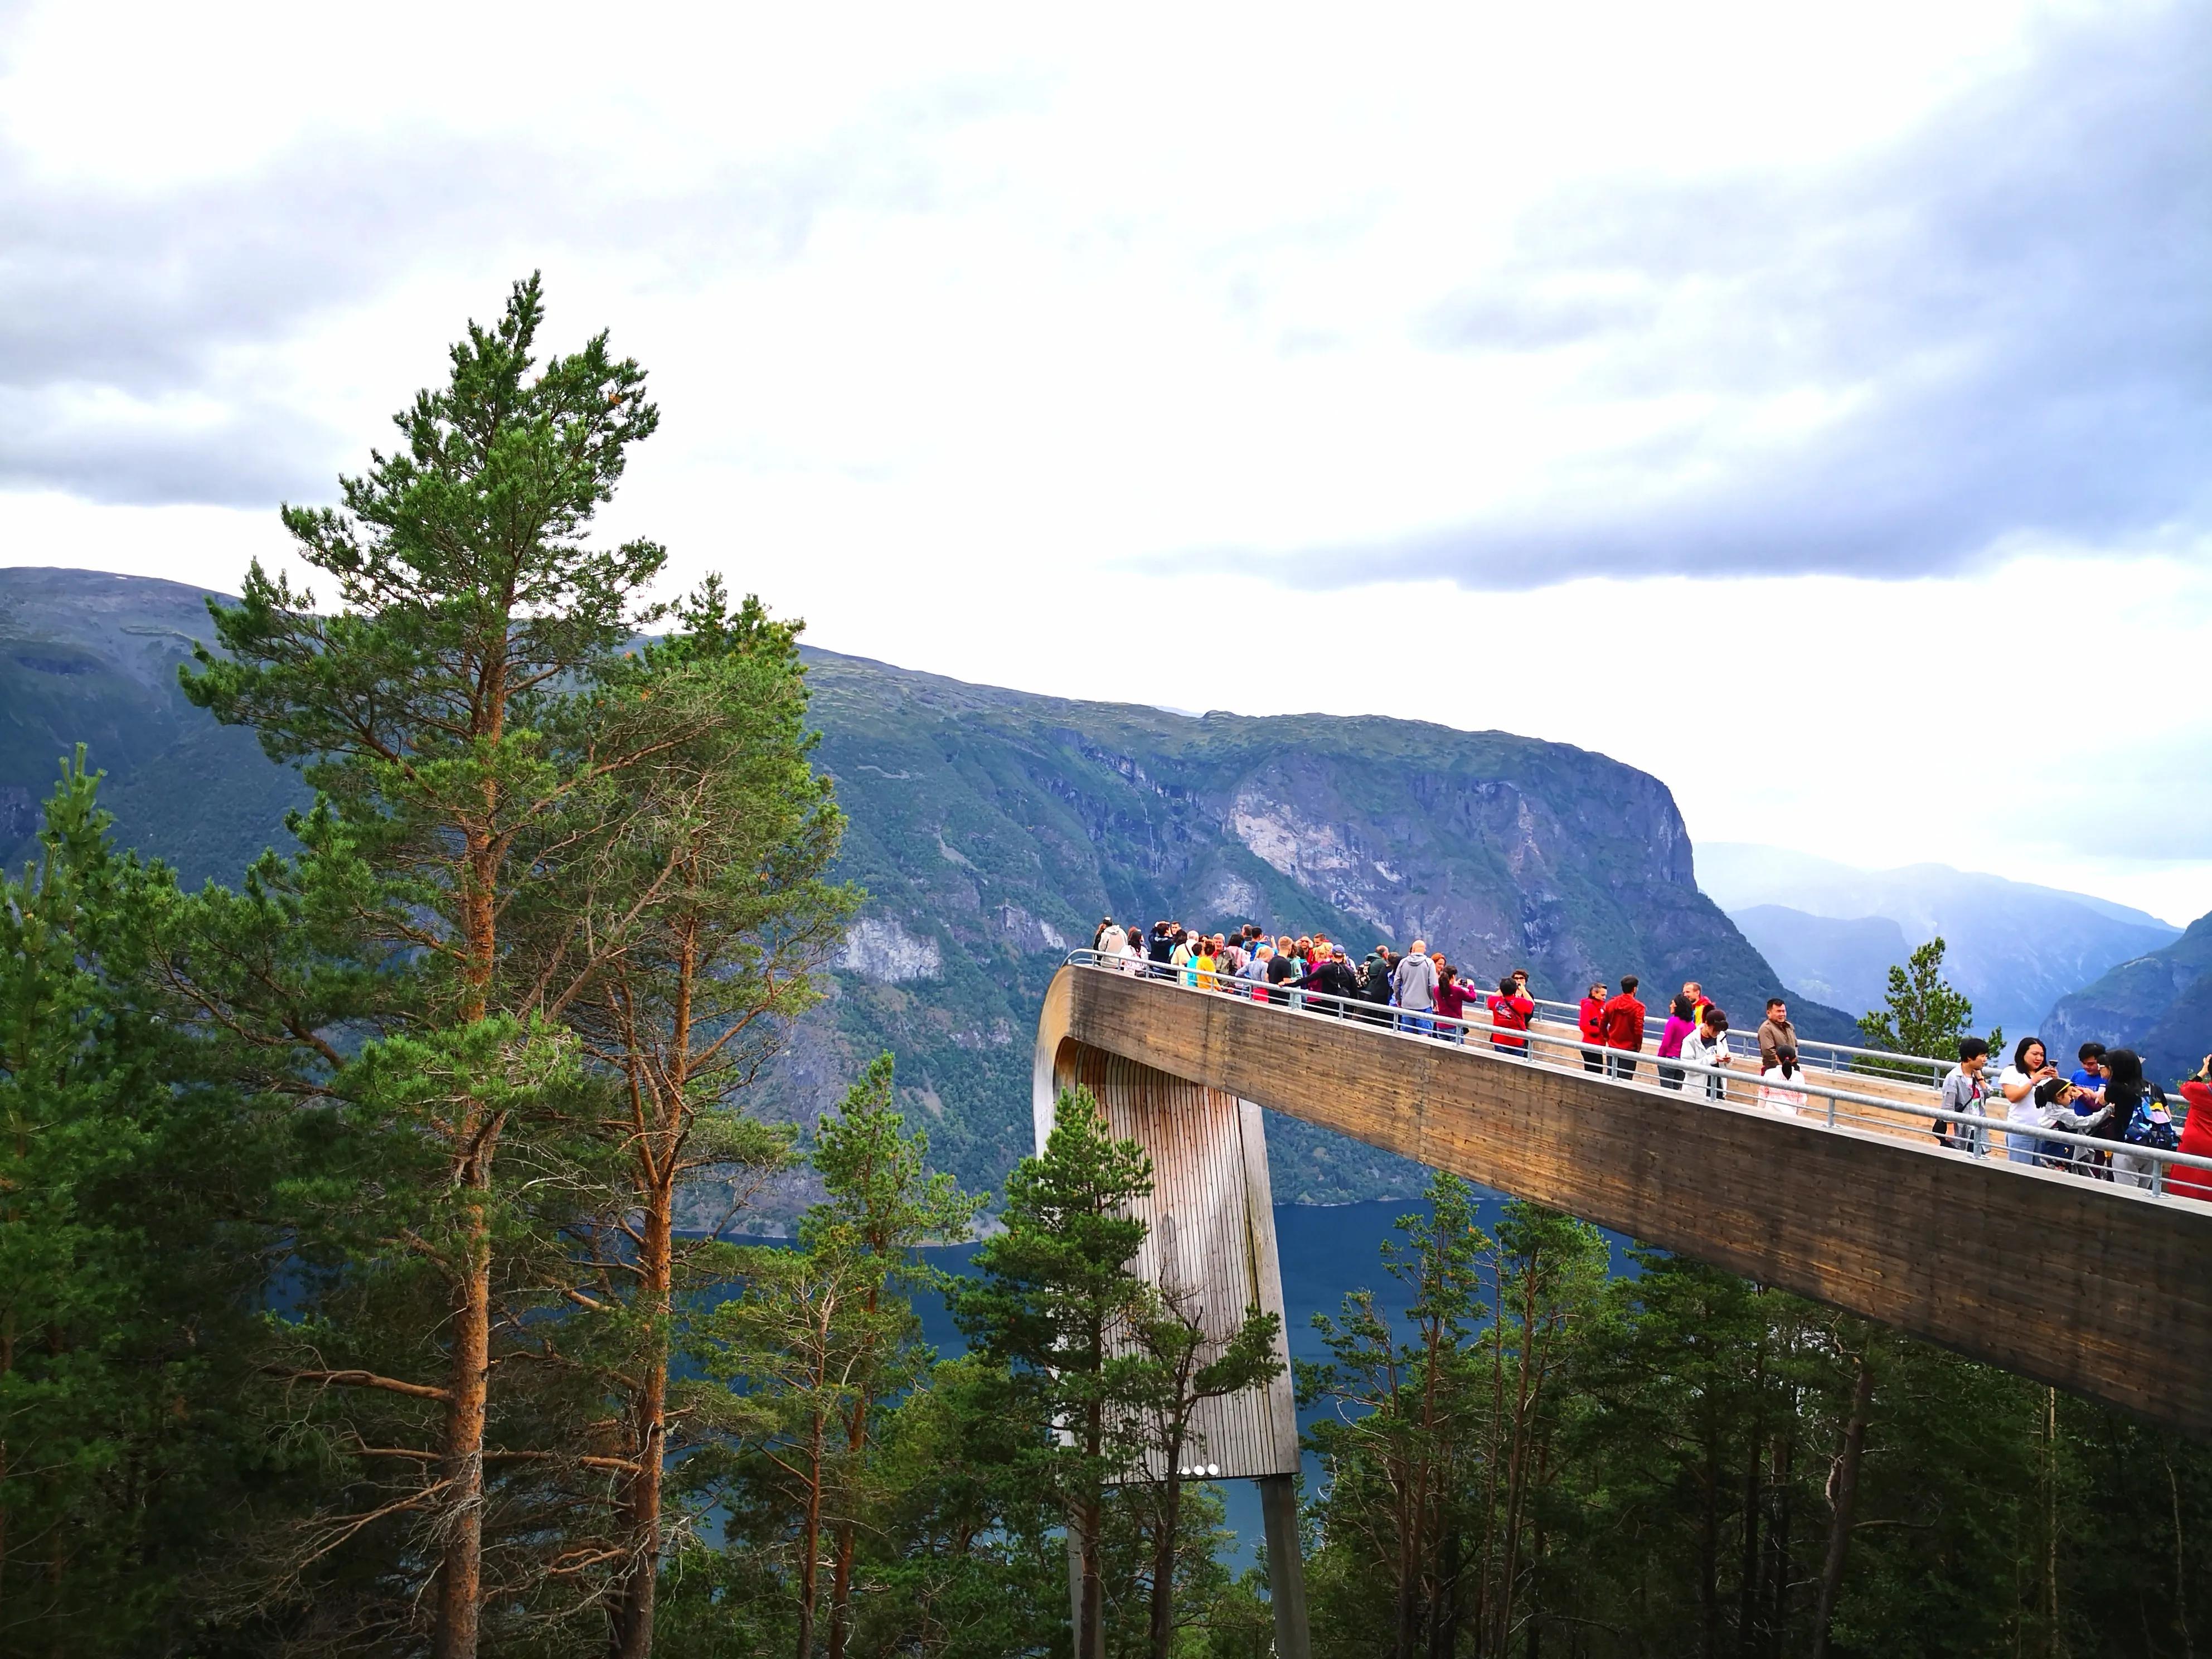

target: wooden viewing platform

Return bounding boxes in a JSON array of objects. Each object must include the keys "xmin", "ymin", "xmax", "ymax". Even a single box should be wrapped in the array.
[{"xmin": 1036, "ymin": 963, "xmax": 2212, "ymax": 1437}]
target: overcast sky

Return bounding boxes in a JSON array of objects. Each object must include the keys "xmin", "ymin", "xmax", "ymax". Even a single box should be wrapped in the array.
[{"xmin": 4, "ymin": 1, "xmax": 2208, "ymax": 920}]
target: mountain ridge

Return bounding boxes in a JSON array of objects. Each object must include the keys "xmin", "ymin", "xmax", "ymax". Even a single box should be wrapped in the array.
[
  {"xmin": 1700, "ymin": 840, "xmax": 2180, "ymax": 1034},
  {"xmin": 2, "ymin": 566, "xmax": 1855, "ymax": 1205}
]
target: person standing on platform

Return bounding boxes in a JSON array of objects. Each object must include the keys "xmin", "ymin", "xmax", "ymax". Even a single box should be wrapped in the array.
[
  {"xmin": 1999, "ymin": 1037, "xmax": 2062, "ymax": 1165},
  {"xmin": 2167, "ymin": 1059, "xmax": 2212, "ymax": 1200},
  {"xmin": 1096, "ymin": 919, "xmax": 1127, "ymax": 959},
  {"xmin": 1657, "ymin": 992, "xmax": 1697, "ymax": 1089},
  {"xmin": 1938, "ymin": 1037, "xmax": 1992, "ymax": 1154},
  {"xmin": 1489, "ymin": 973, "xmax": 1535, "ymax": 1058},
  {"xmin": 1360, "ymin": 948, "xmax": 1397, "ymax": 1025},
  {"xmin": 1394, "ymin": 940, "xmax": 1438, "ymax": 1035},
  {"xmin": 1756, "ymin": 998, "xmax": 1797, "ymax": 1074},
  {"xmin": 1602, "ymin": 976, "xmax": 1646, "ymax": 1080},
  {"xmin": 2069, "ymin": 1043, "xmax": 2110, "ymax": 1173},
  {"xmin": 1430, "ymin": 962, "xmax": 1474, "ymax": 1039},
  {"xmin": 1681, "ymin": 1005, "xmax": 1733, "ymax": 1100},
  {"xmin": 1311, "ymin": 945, "xmax": 1361, "ymax": 1013},
  {"xmin": 1241, "ymin": 940, "xmax": 1274, "ymax": 1000},
  {"xmin": 1579, "ymin": 982, "xmax": 1609, "ymax": 1073}
]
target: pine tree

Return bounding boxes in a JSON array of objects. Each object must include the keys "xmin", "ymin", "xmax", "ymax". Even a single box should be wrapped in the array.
[
  {"xmin": 1856, "ymin": 937, "xmax": 2000, "ymax": 1077},
  {"xmin": 1124, "ymin": 1277, "xmax": 1281, "ymax": 1659},
  {"xmin": 680, "ymin": 1056, "xmax": 981, "ymax": 1659},
  {"xmin": 0, "ymin": 753, "xmax": 283, "ymax": 1652},
  {"xmin": 176, "ymin": 273, "xmax": 674, "ymax": 1657},
  {"xmin": 1300, "ymin": 1174, "xmax": 1491, "ymax": 1659},
  {"xmin": 954, "ymin": 1086, "xmax": 1157, "ymax": 1659},
  {"xmin": 521, "ymin": 576, "xmax": 858, "ymax": 1658}
]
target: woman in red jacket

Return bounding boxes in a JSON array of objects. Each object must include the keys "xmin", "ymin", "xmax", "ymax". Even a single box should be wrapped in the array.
[
  {"xmin": 2167, "ymin": 1066, "xmax": 2212, "ymax": 1201},
  {"xmin": 1578, "ymin": 982, "xmax": 1608, "ymax": 1073}
]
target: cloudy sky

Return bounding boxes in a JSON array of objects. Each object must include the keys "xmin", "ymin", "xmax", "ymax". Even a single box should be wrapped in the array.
[{"xmin": 4, "ymin": 1, "xmax": 2208, "ymax": 919}]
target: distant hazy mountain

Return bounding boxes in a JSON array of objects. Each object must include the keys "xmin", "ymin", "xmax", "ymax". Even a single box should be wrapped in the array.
[
  {"xmin": 1698, "ymin": 842, "xmax": 2180, "ymax": 1034},
  {"xmin": 1728, "ymin": 906, "xmax": 1910, "ymax": 1020},
  {"xmin": 1, "ymin": 566, "xmax": 1851, "ymax": 1208},
  {"xmin": 2044, "ymin": 914, "xmax": 2212, "ymax": 1087}
]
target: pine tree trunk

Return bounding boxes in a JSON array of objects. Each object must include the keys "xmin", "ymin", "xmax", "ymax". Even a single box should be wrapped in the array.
[
  {"xmin": 1149, "ymin": 1472, "xmax": 1182, "ymax": 1659},
  {"xmin": 1076, "ymin": 1495, "xmax": 1105, "ymax": 1659},
  {"xmin": 1767, "ymin": 1429, "xmax": 1792, "ymax": 1659},
  {"xmin": 1810, "ymin": 1357, "xmax": 1875, "ymax": 1659},
  {"xmin": 826, "ymin": 1279, "xmax": 883, "ymax": 1659},
  {"xmin": 609, "ymin": 1175, "xmax": 674, "ymax": 1659},
  {"xmin": 433, "ymin": 815, "xmax": 503, "ymax": 1659},
  {"xmin": 434, "ymin": 1197, "xmax": 493, "ymax": 1659},
  {"xmin": 1737, "ymin": 1344, "xmax": 1766, "ymax": 1657},
  {"xmin": 796, "ymin": 1406, "xmax": 827, "ymax": 1659}
]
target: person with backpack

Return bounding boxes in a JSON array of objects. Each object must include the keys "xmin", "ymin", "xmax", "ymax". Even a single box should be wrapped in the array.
[
  {"xmin": 2107, "ymin": 1050, "xmax": 2175, "ymax": 1189},
  {"xmin": 1310, "ymin": 945, "xmax": 1361, "ymax": 1013},
  {"xmin": 1938, "ymin": 1037, "xmax": 1993, "ymax": 1156}
]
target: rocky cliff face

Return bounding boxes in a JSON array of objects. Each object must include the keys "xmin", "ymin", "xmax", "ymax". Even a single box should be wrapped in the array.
[{"xmin": 0, "ymin": 567, "xmax": 1843, "ymax": 1207}]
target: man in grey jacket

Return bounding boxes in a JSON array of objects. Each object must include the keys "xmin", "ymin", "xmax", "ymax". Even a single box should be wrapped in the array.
[{"xmin": 1393, "ymin": 940, "xmax": 1438, "ymax": 1035}]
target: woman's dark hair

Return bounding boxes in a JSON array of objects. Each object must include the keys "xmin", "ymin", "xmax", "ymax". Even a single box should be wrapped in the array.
[
  {"xmin": 1704, "ymin": 1007, "xmax": 1729, "ymax": 1033},
  {"xmin": 2104, "ymin": 1049, "xmax": 2145, "ymax": 1110},
  {"xmin": 2013, "ymin": 1035, "xmax": 2045, "ymax": 1071},
  {"xmin": 1958, "ymin": 1036, "xmax": 1990, "ymax": 1063},
  {"xmin": 1500, "ymin": 974, "xmax": 1519, "ymax": 995},
  {"xmin": 1672, "ymin": 993, "xmax": 1697, "ymax": 1021},
  {"xmin": 2034, "ymin": 1076, "xmax": 2071, "ymax": 1109}
]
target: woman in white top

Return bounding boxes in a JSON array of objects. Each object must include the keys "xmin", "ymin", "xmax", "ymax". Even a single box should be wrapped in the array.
[
  {"xmin": 1680, "ymin": 1008, "xmax": 1733, "ymax": 1102},
  {"xmin": 1758, "ymin": 1049, "xmax": 1807, "ymax": 1116},
  {"xmin": 1998, "ymin": 1037, "xmax": 2062, "ymax": 1165}
]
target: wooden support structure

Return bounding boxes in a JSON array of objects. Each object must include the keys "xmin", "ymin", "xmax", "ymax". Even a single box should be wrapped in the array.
[
  {"xmin": 1035, "ymin": 986, "xmax": 1309, "ymax": 1657},
  {"xmin": 1037, "ymin": 964, "xmax": 2212, "ymax": 1449}
]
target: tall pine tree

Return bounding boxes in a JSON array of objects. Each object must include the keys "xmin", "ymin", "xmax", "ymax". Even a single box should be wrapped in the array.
[{"xmin": 178, "ymin": 274, "xmax": 674, "ymax": 1657}]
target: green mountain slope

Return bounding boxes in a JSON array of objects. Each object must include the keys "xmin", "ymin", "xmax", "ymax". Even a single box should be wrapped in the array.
[
  {"xmin": 2043, "ymin": 911, "xmax": 2212, "ymax": 1087},
  {"xmin": 0, "ymin": 567, "xmax": 1850, "ymax": 1205}
]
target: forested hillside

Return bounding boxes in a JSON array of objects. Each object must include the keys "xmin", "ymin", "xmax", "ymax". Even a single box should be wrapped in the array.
[{"xmin": 0, "ymin": 566, "xmax": 1849, "ymax": 1205}]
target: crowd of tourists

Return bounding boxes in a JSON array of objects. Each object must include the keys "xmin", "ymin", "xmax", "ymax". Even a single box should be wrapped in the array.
[
  {"xmin": 1086, "ymin": 918, "xmax": 1817, "ymax": 1114},
  {"xmin": 1085, "ymin": 916, "xmax": 2211, "ymax": 1196},
  {"xmin": 1934, "ymin": 1035, "xmax": 2212, "ymax": 1197}
]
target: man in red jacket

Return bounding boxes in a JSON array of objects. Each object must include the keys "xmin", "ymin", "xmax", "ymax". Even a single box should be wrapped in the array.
[
  {"xmin": 1578, "ymin": 982, "xmax": 1608, "ymax": 1073},
  {"xmin": 1601, "ymin": 976, "xmax": 1646, "ymax": 1081},
  {"xmin": 1488, "ymin": 974, "xmax": 1535, "ymax": 1058}
]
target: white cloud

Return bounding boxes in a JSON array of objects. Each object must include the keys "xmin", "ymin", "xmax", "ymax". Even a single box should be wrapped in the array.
[{"xmin": 2, "ymin": 0, "xmax": 2206, "ymax": 919}]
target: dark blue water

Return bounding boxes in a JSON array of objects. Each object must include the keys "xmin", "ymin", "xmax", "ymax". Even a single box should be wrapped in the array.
[{"xmin": 910, "ymin": 1194, "xmax": 1630, "ymax": 1566}]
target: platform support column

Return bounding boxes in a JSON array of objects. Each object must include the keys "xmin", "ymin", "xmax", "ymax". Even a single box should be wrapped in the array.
[{"xmin": 1258, "ymin": 1472, "xmax": 1311, "ymax": 1659}]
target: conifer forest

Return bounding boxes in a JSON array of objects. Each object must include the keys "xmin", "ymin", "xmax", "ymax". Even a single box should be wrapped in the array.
[{"xmin": 4, "ymin": 281, "xmax": 2208, "ymax": 1659}]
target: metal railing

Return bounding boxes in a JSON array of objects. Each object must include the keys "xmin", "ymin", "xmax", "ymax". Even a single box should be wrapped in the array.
[
  {"xmin": 1487, "ymin": 987, "xmax": 1951, "ymax": 1086},
  {"xmin": 1064, "ymin": 952, "xmax": 2212, "ymax": 1205}
]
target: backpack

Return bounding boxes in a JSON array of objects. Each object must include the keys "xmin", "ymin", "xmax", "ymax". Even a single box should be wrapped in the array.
[{"xmin": 2126, "ymin": 1092, "xmax": 2180, "ymax": 1152}]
